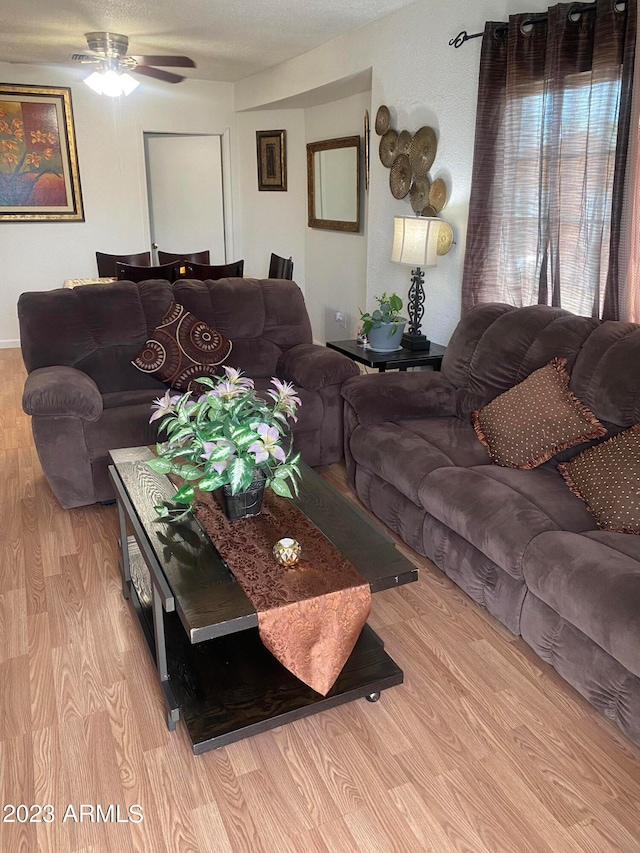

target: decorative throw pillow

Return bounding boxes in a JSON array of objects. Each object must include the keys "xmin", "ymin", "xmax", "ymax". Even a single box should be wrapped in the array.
[
  {"xmin": 472, "ymin": 357, "xmax": 605, "ymax": 469},
  {"xmin": 559, "ymin": 423, "xmax": 640, "ymax": 533},
  {"xmin": 132, "ymin": 301, "xmax": 232, "ymax": 391}
]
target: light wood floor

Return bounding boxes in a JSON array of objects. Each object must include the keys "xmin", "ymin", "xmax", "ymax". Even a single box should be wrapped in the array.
[{"xmin": 2, "ymin": 347, "xmax": 640, "ymax": 853}]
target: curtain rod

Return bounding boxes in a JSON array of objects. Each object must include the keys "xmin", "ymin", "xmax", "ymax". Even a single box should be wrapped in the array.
[{"xmin": 449, "ymin": 1, "xmax": 626, "ymax": 48}]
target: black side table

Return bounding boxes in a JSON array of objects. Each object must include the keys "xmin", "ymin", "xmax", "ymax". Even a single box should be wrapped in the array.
[{"xmin": 327, "ymin": 339, "xmax": 446, "ymax": 372}]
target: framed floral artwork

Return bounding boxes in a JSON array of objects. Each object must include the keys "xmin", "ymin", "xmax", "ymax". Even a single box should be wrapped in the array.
[
  {"xmin": 0, "ymin": 83, "xmax": 84, "ymax": 221},
  {"xmin": 256, "ymin": 129, "xmax": 286, "ymax": 191}
]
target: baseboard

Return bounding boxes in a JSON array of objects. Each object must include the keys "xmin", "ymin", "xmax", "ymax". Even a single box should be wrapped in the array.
[{"xmin": 0, "ymin": 340, "xmax": 20, "ymax": 349}]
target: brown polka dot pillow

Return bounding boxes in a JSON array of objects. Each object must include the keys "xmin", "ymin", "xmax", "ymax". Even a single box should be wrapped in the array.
[
  {"xmin": 559, "ymin": 424, "xmax": 640, "ymax": 533},
  {"xmin": 132, "ymin": 301, "xmax": 232, "ymax": 391},
  {"xmin": 472, "ymin": 358, "xmax": 605, "ymax": 469}
]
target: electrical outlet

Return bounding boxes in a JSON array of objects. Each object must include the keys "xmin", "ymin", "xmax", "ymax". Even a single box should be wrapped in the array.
[{"xmin": 334, "ymin": 311, "xmax": 347, "ymax": 329}]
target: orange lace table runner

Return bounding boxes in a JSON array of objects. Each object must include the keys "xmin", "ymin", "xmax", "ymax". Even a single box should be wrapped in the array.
[{"xmin": 193, "ymin": 492, "xmax": 371, "ymax": 696}]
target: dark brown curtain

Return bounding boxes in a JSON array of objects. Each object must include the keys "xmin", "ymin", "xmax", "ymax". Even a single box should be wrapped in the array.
[{"xmin": 462, "ymin": 0, "xmax": 636, "ymax": 319}]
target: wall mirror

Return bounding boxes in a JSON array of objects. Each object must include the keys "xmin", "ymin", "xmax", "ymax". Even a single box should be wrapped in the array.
[{"xmin": 307, "ymin": 136, "xmax": 361, "ymax": 232}]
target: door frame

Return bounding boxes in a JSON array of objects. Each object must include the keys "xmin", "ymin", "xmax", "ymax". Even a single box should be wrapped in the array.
[{"xmin": 138, "ymin": 127, "xmax": 235, "ymax": 263}]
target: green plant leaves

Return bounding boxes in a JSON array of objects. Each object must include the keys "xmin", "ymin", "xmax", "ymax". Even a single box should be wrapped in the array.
[
  {"xmin": 172, "ymin": 483, "xmax": 195, "ymax": 504},
  {"xmin": 228, "ymin": 457, "xmax": 253, "ymax": 493},
  {"xmin": 389, "ymin": 293, "xmax": 402, "ymax": 313},
  {"xmin": 271, "ymin": 478, "xmax": 293, "ymax": 498},
  {"xmin": 197, "ymin": 473, "xmax": 226, "ymax": 492},
  {"xmin": 148, "ymin": 456, "xmax": 173, "ymax": 474}
]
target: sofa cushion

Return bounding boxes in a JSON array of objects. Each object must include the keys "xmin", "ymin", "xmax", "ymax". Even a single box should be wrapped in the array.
[
  {"xmin": 444, "ymin": 305, "xmax": 599, "ymax": 418},
  {"xmin": 559, "ymin": 422, "xmax": 640, "ymax": 533},
  {"xmin": 419, "ymin": 465, "xmax": 597, "ymax": 579},
  {"xmin": 472, "ymin": 358, "xmax": 605, "ymax": 468},
  {"xmin": 523, "ymin": 531, "xmax": 640, "ymax": 679},
  {"xmin": 131, "ymin": 301, "xmax": 231, "ymax": 391},
  {"xmin": 349, "ymin": 417, "xmax": 489, "ymax": 506}
]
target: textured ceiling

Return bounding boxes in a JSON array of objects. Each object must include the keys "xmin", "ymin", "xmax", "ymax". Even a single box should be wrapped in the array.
[{"xmin": 1, "ymin": 0, "xmax": 419, "ymax": 83}]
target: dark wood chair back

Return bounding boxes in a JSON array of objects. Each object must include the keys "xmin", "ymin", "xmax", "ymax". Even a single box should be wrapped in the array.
[
  {"xmin": 157, "ymin": 250, "xmax": 211, "ymax": 265},
  {"xmin": 115, "ymin": 261, "xmax": 180, "ymax": 283},
  {"xmin": 96, "ymin": 251, "xmax": 151, "ymax": 278},
  {"xmin": 269, "ymin": 253, "xmax": 294, "ymax": 280},
  {"xmin": 184, "ymin": 260, "xmax": 245, "ymax": 280}
]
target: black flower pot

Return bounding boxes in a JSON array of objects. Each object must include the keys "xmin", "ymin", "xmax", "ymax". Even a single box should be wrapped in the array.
[{"xmin": 216, "ymin": 471, "xmax": 266, "ymax": 520}]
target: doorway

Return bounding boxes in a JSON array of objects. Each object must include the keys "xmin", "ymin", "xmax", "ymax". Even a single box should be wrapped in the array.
[{"xmin": 144, "ymin": 133, "xmax": 227, "ymax": 264}]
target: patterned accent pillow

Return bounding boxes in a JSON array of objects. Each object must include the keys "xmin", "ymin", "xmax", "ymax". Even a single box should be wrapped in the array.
[
  {"xmin": 472, "ymin": 358, "xmax": 606, "ymax": 469},
  {"xmin": 132, "ymin": 301, "xmax": 232, "ymax": 391},
  {"xmin": 559, "ymin": 423, "xmax": 640, "ymax": 533}
]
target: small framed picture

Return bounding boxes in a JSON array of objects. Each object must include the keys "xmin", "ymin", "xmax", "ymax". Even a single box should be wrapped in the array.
[
  {"xmin": 256, "ymin": 130, "xmax": 287, "ymax": 192},
  {"xmin": 0, "ymin": 83, "xmax": 84, "ymax": 221}
]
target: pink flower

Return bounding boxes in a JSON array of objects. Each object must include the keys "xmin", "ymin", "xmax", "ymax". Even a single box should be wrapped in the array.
[
  {"xmin": 201, "ymin": 440, "xmax": 235, "ymax": 474},
  {"xmin": 267, "ymin": 377, "xmax": 301, "ymax": 421},
  {"xmin": 248, "ymin": 423, "xmax": 286, "ymax": 464},
  {"xmin": 222, "ymin": 366, "xmax": 254, "ymax": 389},
  {"xmin": 149, "ymin": 390, "xmax": 180, "ymax": 422},
  {"xmin": 211, "ymin": 380, "xmax": 245, "ymax": 400}
]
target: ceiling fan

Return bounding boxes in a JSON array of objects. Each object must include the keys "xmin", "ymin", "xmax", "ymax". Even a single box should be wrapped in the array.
[{"xmin": 71, "ymin": 32, "xmax": 196, "ymax": 91}]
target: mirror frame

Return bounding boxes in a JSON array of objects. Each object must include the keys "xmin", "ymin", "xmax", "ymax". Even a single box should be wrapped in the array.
[{"xmin": 307, "ymin": 135, "xmax": 361, "ymax": 233}]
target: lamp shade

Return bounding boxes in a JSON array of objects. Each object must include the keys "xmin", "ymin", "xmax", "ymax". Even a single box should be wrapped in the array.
[{"xmin": 391, "ymin": 216, "xmax": 439, "ymax": 267}]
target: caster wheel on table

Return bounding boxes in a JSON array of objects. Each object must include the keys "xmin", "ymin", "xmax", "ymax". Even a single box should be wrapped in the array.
[{"xmin": 366, "ymin": 692, "xmax": 380, "ymax": 703}]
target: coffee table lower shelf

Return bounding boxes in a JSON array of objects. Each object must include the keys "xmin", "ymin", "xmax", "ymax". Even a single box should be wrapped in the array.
[{"xmin": 127, "ymin": 573, "xmax": 402, "ymax": 754}]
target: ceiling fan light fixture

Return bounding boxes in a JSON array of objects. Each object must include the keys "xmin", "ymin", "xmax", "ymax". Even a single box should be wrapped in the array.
[{"xmin": 84, "ymin": 69, "xmax": 139, "ymax": 97}]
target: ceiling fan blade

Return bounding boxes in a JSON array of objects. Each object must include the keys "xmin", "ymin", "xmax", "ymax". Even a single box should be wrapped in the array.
[
  {"xmin": 131, "ymin": 65, "xmax": 186, "ymax": 84},
  {"xmin": 130, "ymin": 55, "xmax": 196, "ymax": 68}
]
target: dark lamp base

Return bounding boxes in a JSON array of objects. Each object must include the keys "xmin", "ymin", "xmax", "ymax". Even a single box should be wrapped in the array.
[{"xmin": 401, "ymin": 332, "xmax": 431, "ymax": 351}]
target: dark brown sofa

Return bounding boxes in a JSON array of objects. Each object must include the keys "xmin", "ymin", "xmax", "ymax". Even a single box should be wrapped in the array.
[
  {"xmin": 19, "ymin": 277, "xmax": 358, "ymax": 508},
  {"xmin": 342, "ymin": 303, "xmax": 640, "ymax": 744}
]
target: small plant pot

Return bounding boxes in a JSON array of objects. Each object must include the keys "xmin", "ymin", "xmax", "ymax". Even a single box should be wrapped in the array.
[
  {"xmin": 366, "ymin": 321, "xmax": 407, "ymax": 352},
  {"xmin": 216, "ymin": 471, "xmax": 266, "ymax": 520}
]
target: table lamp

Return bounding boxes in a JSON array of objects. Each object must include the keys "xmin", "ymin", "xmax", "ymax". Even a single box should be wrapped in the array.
[{"xmin": 391, "ymin": 215, "xmax": 440, "ymax": 351}]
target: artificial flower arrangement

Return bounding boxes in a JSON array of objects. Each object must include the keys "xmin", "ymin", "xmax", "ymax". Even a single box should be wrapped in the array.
[{"xmin": 147, "ymin": 366, "xmax": 302, "ymax": 521}]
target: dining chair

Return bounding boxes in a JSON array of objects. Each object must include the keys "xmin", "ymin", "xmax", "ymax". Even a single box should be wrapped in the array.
[
  {"xmin": 184, "ymin": 260, "xmax": 245, "ymax": 280},
  {"xmin": 96, "ymin": 251, "xmax": 151, "ymax": 278},
  {"xmin": 115, "ymin": 261, "xmax": 180, "ymax": 283},
  {"xmin": 157, "ymin": 250, "xmax": 211, "ymax": 265},
  {"xmin": 268, "ymin": 253, "xmax": 294, "ymax": 280}
]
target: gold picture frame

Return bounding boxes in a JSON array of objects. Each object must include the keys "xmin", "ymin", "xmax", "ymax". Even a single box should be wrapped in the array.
[
  {"xmin": 256, "ymin": 129, "xmax": 287, "ymax": 191},
  {"xmin": 0, "ymin": 83, "xmax": 84, "ymax": 221}
]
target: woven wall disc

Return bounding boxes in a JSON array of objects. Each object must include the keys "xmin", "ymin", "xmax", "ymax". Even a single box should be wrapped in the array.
[
  {"xmin": 409, "ymin": 126, "xmax": 437, "ymax": 177},
  {"xmin": 409, "ymin": 176, "xmax": 431, "ymax": 212},
  {"xmin": 429, "ymin": 177, "xmax": 447, "ymax": 212},
  {"xmin": 397, "ymin": 130, "xmax": 412, "ymax": 155},
  {"xmin": 379, "ymin": 129, "xmax": 399, "ymax": 167},
  {"xmin": 375, "ymin": 105, "xmax": 391, "ymax": 135},
  {"xmin": 437, "ymin": 221, "xmax": 454, "ymax": 255},
  {"xmin": 390, "ymin": 154, "xmax": 412, "ymax": 199}
]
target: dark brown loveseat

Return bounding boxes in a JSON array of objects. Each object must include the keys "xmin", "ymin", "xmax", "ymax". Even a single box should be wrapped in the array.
[
  {"xmin": 19, "ymin": 277, "xmax": 358, "ymax": 508},
  {"xmin": 342, "ymin": 303, "xmax": 640, "ymax": 744}
]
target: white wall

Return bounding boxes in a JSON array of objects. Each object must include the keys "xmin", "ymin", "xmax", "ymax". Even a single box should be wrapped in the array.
[
  {"xmin": 0, "ymin": 63, "xmax": 236, "ymax": 346},
  {"xmin": 236, "ymin": 0, "xmax": 552, "ymax": 346},
  {"xmin": 304, "ymin": 91, "xmax": 370, "ymax": 343},
  {"xmin": 234, "ymin": 109, "xmax": 306, "ymax": 286}
]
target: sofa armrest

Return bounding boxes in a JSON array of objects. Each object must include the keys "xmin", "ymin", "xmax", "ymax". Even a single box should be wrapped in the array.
[
  {"xmin": 22, "ymin": 366, "xmax": 103, "ymax": 421},
  {"xmin": 277, "ymin": 344, "xmax": 359, "ymax": 391},
  {"xmin": 341, "ymin": 371, "xmax": 457, "ymax": 425}
]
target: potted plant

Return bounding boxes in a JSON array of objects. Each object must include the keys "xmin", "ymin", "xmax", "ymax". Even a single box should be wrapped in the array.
[
  {"xmin": 146, "ymin": 366, "xmax": 302, "ymax": 521},
  {"xmin": 359, "ymin": 292, "xmax": 407, "ymax": 352}
]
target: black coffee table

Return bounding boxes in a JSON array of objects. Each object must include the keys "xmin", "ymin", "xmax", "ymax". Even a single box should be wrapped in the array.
[
  {"xmin": 109, "ymin": 447, "xmax": 418, "ymax": 754},
  {"xmin": 327, "ymin": 339, "xmax": 446, "ymax": 372}
]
